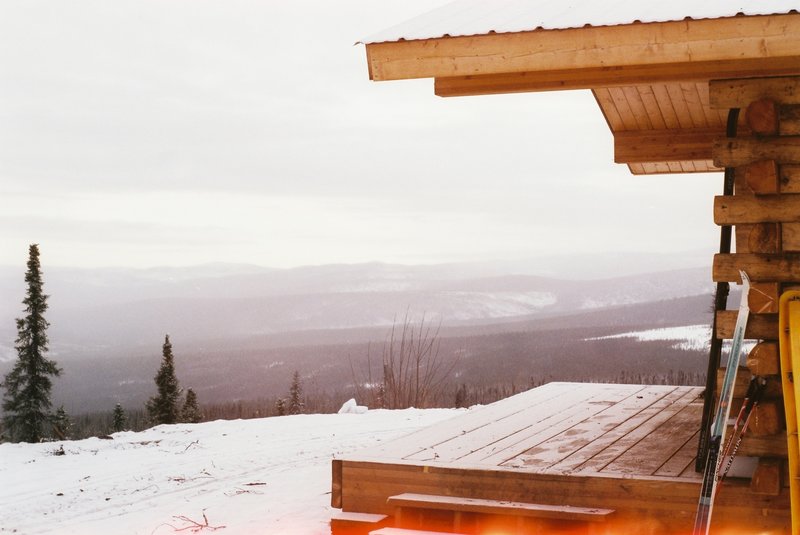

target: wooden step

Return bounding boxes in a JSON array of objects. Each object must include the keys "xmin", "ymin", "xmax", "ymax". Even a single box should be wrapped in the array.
[
  {"xmin": 331, "ymin": 511, "xmax": 389, "ymax": 535},
  {"xmin": 370, "ymin": 529, "xmax": 467, "ymax": 535},
  {"xmin": 387, "ymin": 493, "xmax": 615, "ymax": 523}
]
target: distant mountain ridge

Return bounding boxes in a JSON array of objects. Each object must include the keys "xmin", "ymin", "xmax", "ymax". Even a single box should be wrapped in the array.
[
  {"xmin": 0, "ymin": 256, "xmax": 713, "ymax": 358},
  {"xmin": 0, "ymin": 254, "xmax": 718, "ymax": 412}
]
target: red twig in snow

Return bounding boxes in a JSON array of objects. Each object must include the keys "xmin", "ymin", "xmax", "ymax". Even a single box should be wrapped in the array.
[{"xmin": 165, "ymin": 511, "xmax": 225, "ymax": 532}]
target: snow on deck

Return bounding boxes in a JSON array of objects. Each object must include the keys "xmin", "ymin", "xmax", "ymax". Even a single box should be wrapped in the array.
[{"xmin": 0, "ymin": 408, "xmax": 460, "ymax": 535}]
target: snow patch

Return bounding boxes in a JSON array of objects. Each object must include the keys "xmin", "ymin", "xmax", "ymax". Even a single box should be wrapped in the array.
[
  {"xmin": 589, "ymin": 325, "xmax": 712, "ymax": 351},
  {"xmin": 588, "ymin": 324, "xmax": 757, "ymax": 355},
  {"xmin": 449, "ymin": 291, "xmax": 556, "ymax": 320},
  {"xmin": 338, "ymin": 399, "xmax": 368, "ymax": 414},
  {"xmin": 580, "ymin": 296, "xmax": 635, "ymax": 310},
  {"xmin": 332, "ymin": 281, "xmax": 413, "ymax": 292}
]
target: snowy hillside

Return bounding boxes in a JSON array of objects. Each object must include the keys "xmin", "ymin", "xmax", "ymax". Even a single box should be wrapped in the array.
[{"xmin": 0, "ymin": 408, "xmax": 460, "ymax": 535}]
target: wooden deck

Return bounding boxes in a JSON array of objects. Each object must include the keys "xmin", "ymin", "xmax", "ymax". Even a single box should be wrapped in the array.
[{"xmin": 332, "ymin": 382, "xmax": 790, "ymax": 534}]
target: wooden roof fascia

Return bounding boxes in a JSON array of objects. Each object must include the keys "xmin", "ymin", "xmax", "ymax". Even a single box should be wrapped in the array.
[
  {"xmin": 366, "ymin": 14, "xmax": 800, "ymax": 84},
  {"xmin": 434, "ymin": 58, "xmax": 800, "ymax": 97}
]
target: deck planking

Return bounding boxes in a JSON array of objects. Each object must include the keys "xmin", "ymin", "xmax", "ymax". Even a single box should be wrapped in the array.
[
  {"xmin": 345, "ymin": 382, "xmax": 704, "ymax": 477},
  {"xmin": 334, "ymin": 382, "xmax": 790, "ymax": 533}
]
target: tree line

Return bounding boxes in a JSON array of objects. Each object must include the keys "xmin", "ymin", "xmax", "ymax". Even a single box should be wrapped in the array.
[
  {"xmin": 0, "ymin": 246, "xmax": 319, "ymax": 442},
  {"xmin": 1, "ymin": 244, "xmax": 708, "ymax": 443}
]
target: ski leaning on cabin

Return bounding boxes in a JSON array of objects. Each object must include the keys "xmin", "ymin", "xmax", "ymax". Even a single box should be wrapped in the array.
[{"xmin": 693, "ymin": 271, "xmax": 751, "ymax": 535}]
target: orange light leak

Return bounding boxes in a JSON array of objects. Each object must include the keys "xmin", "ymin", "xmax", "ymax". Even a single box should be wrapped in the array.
[
  {"xmin": 413, "ymin": 524, "xmax": 788, "ymax": 535},
  {"xmin": 409, "ymin": 510, "xmax": 789, "ymax": 535}
]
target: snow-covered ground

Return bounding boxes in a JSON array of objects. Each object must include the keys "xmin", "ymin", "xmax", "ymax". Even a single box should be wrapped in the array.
[{"xmin": 0, "ymin": 408, "xmax": 461, "ymax": 535}]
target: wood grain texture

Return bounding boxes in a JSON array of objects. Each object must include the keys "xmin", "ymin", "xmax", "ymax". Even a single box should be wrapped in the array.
[
  {"xmin": 335, "ymin": 383, "xmax": 790, "ymax": 533},
  {"xmin": 715, "ymin": 311, "xmax": 778, "ymax": 339},
  {"xmin": 780, "ymin": 164, "xmax": 800, "ymax": 192},
  {"xmin": 713, "ymin": 253, "xmax": 800, "ymax": 282},
  {"xmin": 614, "ymin": 128, "xmax": 718, "ymax": 163},
  {"xmin": 735, "ymin": 224, "xmax": 781, "ymax": 254},
  {"xmin": 716, "ymin": 194, "xmax": 800, "ymax": 224},
  {"xmin": 368, "ymin": 15, "xmax": 800, "ymax": 82},
  {"xmin": 710, "ymin": 76, "xmax": 800, "ymax": 108},
  {"xmin": 783, "ymin": 222, "xmax": 800, "ymax": 251},
  {"xmin": 749, "ymin": 282, "xmax": 781, "ymax": 313},
  {"xmin": 749, "ymin": 402, "xmax": 783, "ymax": 436},
  {"xmin": 781, "ymin": 105, "xmax": 800, "ymax": 135},
  {"xmin": 743, "ymin": 160, "xmax": 780, "ymax": 194},
  {"xmin": 713, "ymin": 136, "xmax": 800, "ymax": 167},
  {"xmin": 746, "ymin": 99, "xmax": 779, "ymax": 135},
  {"xmin": 716, "ymin": 367, "xmax": 782, "ymax": 399},
  {"xmin": 750, "ymin": 458, "xmax": 783, "ymax": 496},
  {"xmin": 747, "ymin": 342, "xmax": 780, "ymax": 376}
]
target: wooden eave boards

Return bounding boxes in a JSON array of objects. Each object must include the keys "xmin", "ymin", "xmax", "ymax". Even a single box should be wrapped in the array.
[{"xmin": 365, "ymin": 13, "xmax": 800, "ymax": 175}]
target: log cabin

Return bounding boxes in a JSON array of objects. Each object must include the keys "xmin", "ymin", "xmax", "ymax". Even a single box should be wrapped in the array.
[{"xmin": 331, "ymin": 2, "xmax": 800, "ymax": 533}]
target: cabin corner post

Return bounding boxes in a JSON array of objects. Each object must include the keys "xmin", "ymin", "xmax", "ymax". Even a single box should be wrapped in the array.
[{"xmin": 707, "ymin": 75, "xmax": 800, "ymax": 499}]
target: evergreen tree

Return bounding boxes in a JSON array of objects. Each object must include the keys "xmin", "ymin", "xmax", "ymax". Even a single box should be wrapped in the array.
[
  {"xmin": 52, "ymin": 405, "xmax": 71, "ymax": 440},
  {"xmin": 288, "ymin": 370, "xmax": 303, "ymax": 415},
  {"xmin": 275, "ymin": 397, "xmax": 286, "ymax": 416},
  {"xmin": 454, "ymin": 383, "xmax": 468, "ymax": 409},
  {"xmin": 181, "ymin": 388, "xmax": 201, "ymax": 423},
  {"xmin": 2, "ymin": 244, "xmax": 61, "ymax": 443},
  {"xmin": 146, "ymin": 335, "xmax": 180, "ymax": 425},
  {"xmin": 112, "ymin": 403, "xmax": 127, "ymax": 432}
]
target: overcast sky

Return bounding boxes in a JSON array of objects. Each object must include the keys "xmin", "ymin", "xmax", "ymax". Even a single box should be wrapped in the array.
[{"xmin": 0, "ymin": 0, "xmax": 723, "ymax": 270}]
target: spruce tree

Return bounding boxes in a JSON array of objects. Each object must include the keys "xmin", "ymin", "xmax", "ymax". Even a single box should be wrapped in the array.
[
  {"xmin": 181, "ymin": 388, "xmax": 201, "ymax": 423},
  {"xmin": 146, "ymin": 335, "xmax": 180, "ymax": 425},
  {"xmin": 2, "ymin": 244, "xmax": 61, "ymax": 443},
  {"xmin": 112, "ymin": 403, "xmax": 127, "ymax": 432},
  {"xmin": 275, "ymin": 397, "xmax": 286, "ymax": 416},
  {"xmin": 288, "ymin": 370, "xmax": 303, "ymax": 415},
  {"xmin": 52, "ymin": 405, "xmax": 71, "ymax": 440}
]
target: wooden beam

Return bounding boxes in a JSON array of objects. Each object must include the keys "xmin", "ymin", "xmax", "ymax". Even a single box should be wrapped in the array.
[
  {"xmin": 716, "ymin": 367, "xmax": 782, "ymax": 398},
  {"xmin": 710, "ymin": 76, "xmax": 800, "ymax": 109},
  {"xmin": 750, "ymin": 403, "xmax": 782, "ymax": 436},
  {"xmin": 714, "ymin": 194, "xmax": 800, "ymax": 224},
  {"xmin": 781, "ymin": 165, "xmax": 800, "ymax": 192},
  {"xmin": 746, "ymin": 99, "xmax": 780, "ymax": 135},
  {"xmin": 332, "ymin": 459, "xmax": 343, "ymax": 508},
  {"xmin": 434, "ymin": 59, "xmax": 800, "ymax": 96},
  {"xmin": 750, "ymin": 282, "xmax": 781, "ymax": 314},
  {"xmin": 713, "ymin": 136, "xmax": 800, "ymax": 167},
  {"xmin": 613, "ymin": 128, "xmax": 718, "ymax": 164},
  {"xmin": 781, "ymin": 105, "xmax": 800, "ymax": 135},
  {"xmin": 716, "ymin": 311, "xmax": 778, "ymax": 339},
  {"xmin": 736, "ymin": 224, "xmax": 781, "ymax": 254},
  {"xmin": 713, "ymin": 253, "xmax": 800, "ymax": 282},
  {"xmin": 751, "ymin": 458, "xmax": 782, "ymax": 496},
  {"xmin": 784, "ymin": 222, "xmax": 800, "ymax": 251},
  {"xmin": 742, "ymin": 160, "xmax": 780, "ymax": 194},
  {"xmin": 747, "ymin": 342, "xmax": 780, "ymax": 376},
  {"xmin": 367, "ymin": 14, "xmax": 800, "ymax": 83}
]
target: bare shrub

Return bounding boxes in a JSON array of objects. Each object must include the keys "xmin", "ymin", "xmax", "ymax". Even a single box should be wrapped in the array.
[{"xmin": 351, "ymin": 312, "xmax": 456, "ymax": 409}]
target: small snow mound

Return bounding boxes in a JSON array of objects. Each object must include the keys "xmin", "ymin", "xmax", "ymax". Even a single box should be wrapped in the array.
[{"xmin": 338, "ymin": 398, "xmax": 368, "ymax": 414}]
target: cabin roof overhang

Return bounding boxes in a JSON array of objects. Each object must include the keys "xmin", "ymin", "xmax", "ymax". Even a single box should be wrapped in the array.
[{"xmin": 363, "ymin": 5, "xmax": 800, "ymax": 174}]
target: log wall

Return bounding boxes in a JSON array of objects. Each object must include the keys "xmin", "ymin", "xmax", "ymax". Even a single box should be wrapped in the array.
[{"xmin": 709, "ymin": 75, "xmax": 800, "ymax": 497}]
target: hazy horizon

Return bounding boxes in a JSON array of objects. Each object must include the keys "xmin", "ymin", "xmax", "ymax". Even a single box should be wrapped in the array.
[
  {"xmin": 0, "ymin": 247, "xmax": 715, "ymax": 275},
  {"xmin": 1, "ymin": 0, "xmax": 725, "ymax": 271}
]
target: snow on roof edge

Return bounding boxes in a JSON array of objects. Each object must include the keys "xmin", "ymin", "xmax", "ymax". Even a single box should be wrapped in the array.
[{"xmin": 360, "ymin": 0, "xmax": 800, "ymax": 45}]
